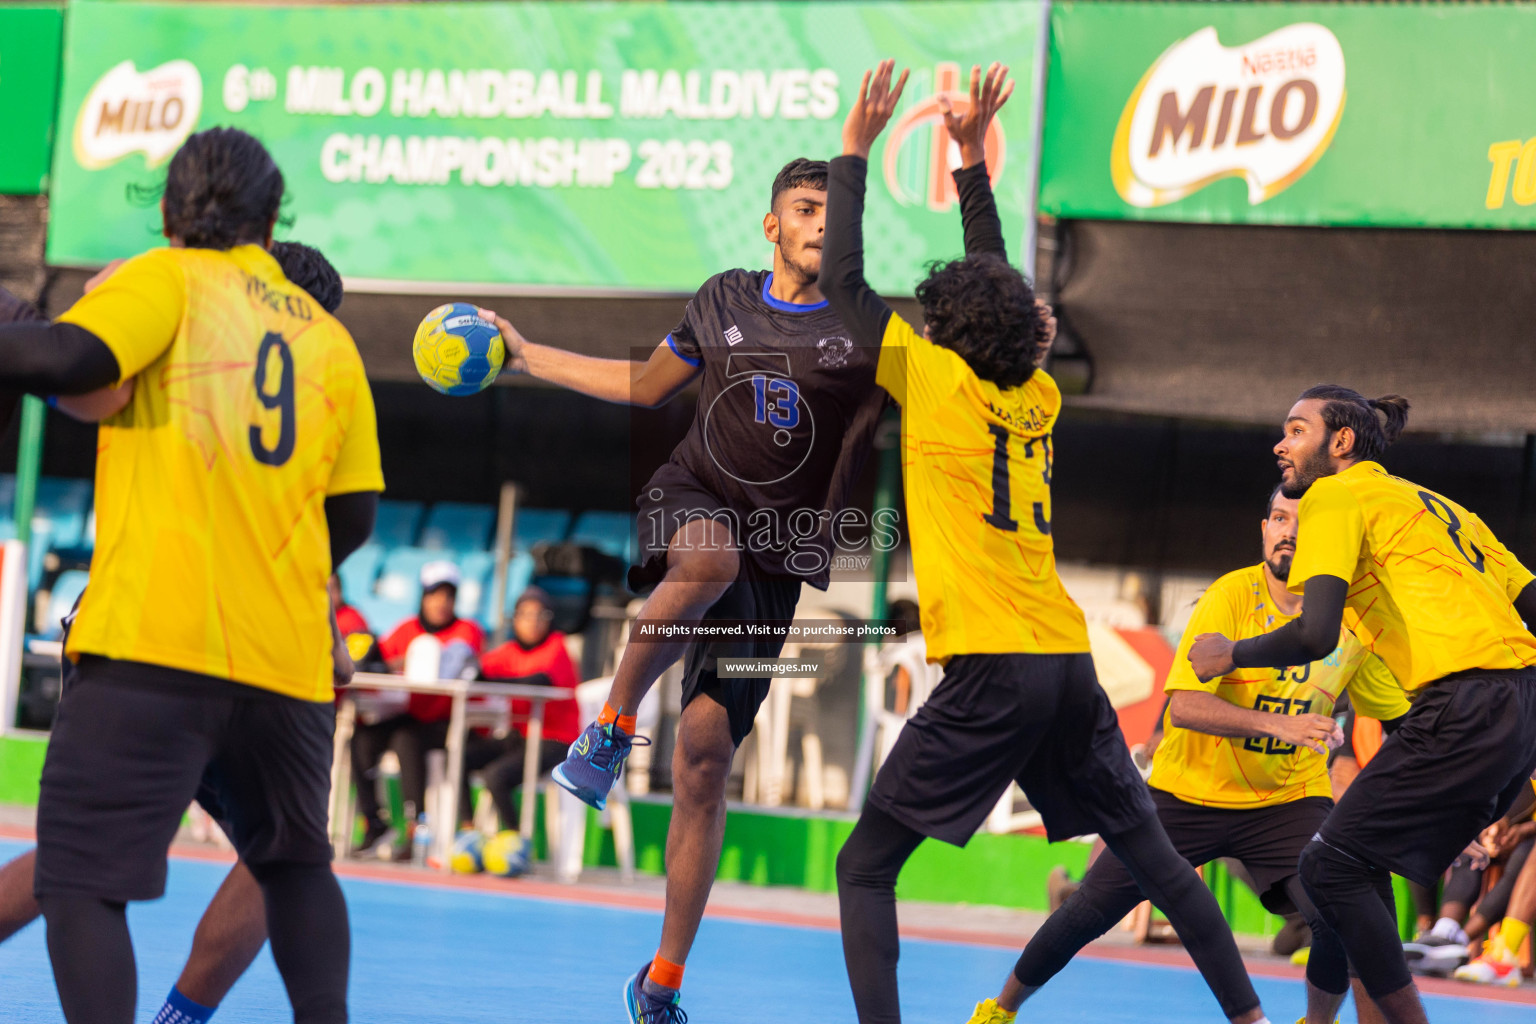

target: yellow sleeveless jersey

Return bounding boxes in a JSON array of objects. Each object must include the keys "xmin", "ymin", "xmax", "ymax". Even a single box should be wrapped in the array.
[
  {"xmin": 1154, "ymin": 563, "xmax": 1409, "ymax": 808},
  {"xmin": 58, "ymin": 245, "xmax": 384, "ymax": 702},
  {"xmin": 1288, "ymin": 461, "xmax": 1536, "ymax": 692},
  {"xmin": 877, "ymin": 314, "xmax": 1088, "ymax": 662}
]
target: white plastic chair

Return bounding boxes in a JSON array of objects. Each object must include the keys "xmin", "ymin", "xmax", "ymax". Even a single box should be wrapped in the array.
[{"xmin": 553, "ymin": 677, "xmax": 658, "ymax": 883}]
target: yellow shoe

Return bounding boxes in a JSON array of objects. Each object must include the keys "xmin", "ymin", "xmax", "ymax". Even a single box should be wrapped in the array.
[
  {"xmin": 1290, "ymin": 946, "xmax": 1310, "ymax": 967},
  {"xmin": 966, "ymin": 998, "xmax": 1017, "ymax": 1023}
]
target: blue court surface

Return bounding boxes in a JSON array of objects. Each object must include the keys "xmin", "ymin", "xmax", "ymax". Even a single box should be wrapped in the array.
[{"xmin": 0, "ymin": 839, "xmax": 1527, "ymax": 1023}]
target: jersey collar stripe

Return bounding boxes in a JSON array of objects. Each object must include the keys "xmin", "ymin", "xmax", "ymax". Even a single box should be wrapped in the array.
[{"xmin": 760, "ymin": 272, "xmax": 830, "ymax": 313}]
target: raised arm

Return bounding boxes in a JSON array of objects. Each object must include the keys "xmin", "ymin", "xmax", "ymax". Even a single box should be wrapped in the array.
[
  {"xmin": 819, "ymin": 60, "xmax": 908, "ymax": 349},
  {"xmin": 475, "ymin": 310, "xmax": 699, "ymax": 409},
  {"xmin": 941, "ymin": 63, "xmax": 1014, "ymax": 259}
]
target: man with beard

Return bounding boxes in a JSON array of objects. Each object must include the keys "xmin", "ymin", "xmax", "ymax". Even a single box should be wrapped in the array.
[
  {"xmin": 475, "ymin": 156, "xmax": 886, "ymax": 1022},
  {"xmin": 965, "ymin": 487, "xmax": 1409, "ymax": 1023},
  {"xmin": 1191, "ymin": 385, "xmax": 1536, "ymax": 1024}
]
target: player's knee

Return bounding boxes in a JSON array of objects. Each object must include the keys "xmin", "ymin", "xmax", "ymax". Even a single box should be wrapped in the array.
[
  {"xmin": 672, "ymin": 730, "xmax": 733, "ymax": 798},
  {"xmin": 1296, "ymin": 839, "xmax": 1332, "ymax": 899},
  {"xmin": 835, "ymin": 833, "xmax": 892, "ymax": 892}
]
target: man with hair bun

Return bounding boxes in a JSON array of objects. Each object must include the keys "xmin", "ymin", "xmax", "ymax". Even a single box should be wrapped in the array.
[
  {"xmin": 0, "ymin": 127, "xmax": 379, "ymax": 1024},
  {"xmin": 1191, "ymin": 384, "xmax": 1536, "ymax": 1024}
]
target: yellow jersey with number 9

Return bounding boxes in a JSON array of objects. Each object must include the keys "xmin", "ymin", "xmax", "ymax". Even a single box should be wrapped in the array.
[
  {"xmin": 1155, "ymin": 563, "xmax": 1410, "ymax": 808},
  {"xmin": 1287, "ymin": 461, "xmax": 1536, "ymax": 692},
  {"xmin": 877, "ymin": 314, "xmax": 1088, "ymax": 662},
  {"xmin": 57, "ymin": 245, "xmax": 384, "ymax": 702}
]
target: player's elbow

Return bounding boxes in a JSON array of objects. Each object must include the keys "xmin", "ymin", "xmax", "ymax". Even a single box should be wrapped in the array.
[{"xmin": 1166, "ymin": 692, "xmax": 1200, "ymax": 731}]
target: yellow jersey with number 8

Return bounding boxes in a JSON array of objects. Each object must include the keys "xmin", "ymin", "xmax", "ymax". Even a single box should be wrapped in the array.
[
  {"xmin": 1287, "ymin": 461, "xmax": 1536, "ymax": 693},
  {"xmin": 877, "ymin": 314, "xmax": 1088, "ymax": 662},
  {"xmin": 57, "ymin": 245, "xmax": 384, "ymax": 702},
  {"xmin": 1154, "ymin": 563, "xmax": 1410, "ymax": 808}
]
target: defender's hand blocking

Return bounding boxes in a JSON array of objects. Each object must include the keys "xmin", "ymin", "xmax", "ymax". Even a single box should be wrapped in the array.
[
  {"xmin": 842, "ymin": 59, "xmax": 909, "ymax": 159},
  {"xmin": 939, "ymin": 62, "xmax": 1015, "ymax": 170},
  {"xmin": 1033, "ymin": 299, "xmax": 1057, "ymax": 367},
  {"xmin": 476, "ymin": 308, "xmax": 529, "ymax": 374},
  {"xmin": 1188, "ymin": 632, "xmax": 1237, "ymax": 682}
]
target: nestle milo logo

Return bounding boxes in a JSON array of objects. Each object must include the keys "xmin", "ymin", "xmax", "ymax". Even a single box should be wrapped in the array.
[
  {"xmin": 1111, "ymin": 24, "xmax": 1345, "ymax": 208},
  {"xmin": 73, "ymin": 60, "xmax": 203, "ymax": 170}
]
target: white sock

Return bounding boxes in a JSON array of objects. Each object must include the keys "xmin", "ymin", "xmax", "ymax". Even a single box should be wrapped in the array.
[{"xmin": 1431, "ymin": 916, "xmax": 1468, "ymax": 944}]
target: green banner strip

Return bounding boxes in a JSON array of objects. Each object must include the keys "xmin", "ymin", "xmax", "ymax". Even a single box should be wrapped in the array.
[
  {"xmin": 1041, "ymin": 1, "xmax": 1536, "ymax": 229},
  {"xmin": 0, "ymin": 4, "xmax": 64, "ymax": 195},
  {"xmin": 49, "ymin": 0, "xmax": 1041, "ymax": 293}
]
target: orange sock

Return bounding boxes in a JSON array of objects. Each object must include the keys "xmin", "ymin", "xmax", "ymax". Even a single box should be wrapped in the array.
[
  {"xmin": 648, "ymin": 953, "xmax": 684, "ymax": 991},
  {"xmin": 597, "ymin": 703, "xmax": 637, "ymax": 735}
]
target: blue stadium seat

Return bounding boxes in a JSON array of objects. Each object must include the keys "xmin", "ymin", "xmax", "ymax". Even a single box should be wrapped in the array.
[
  {"xmin": 43, "ymin": 570, "xmax": 90, "ymax": 639},
  {"xmin": 455, "ymin": 551, "xmax": 495, "ymax": 622},
  {"xmin": 373, "ymin": 500, "xmax": 424, "ymax": 549},
  {"xmin": 513, "ymin": 507, "xmax": 570, "ymax": 551},
  {"xmin": 337, "ymin": 543, "xmax": 384, "ymax": 604},
  {"xmin": 349, "ymin": 594, "xmax": 414, "ymax": 640},
  {"xmin": 376, "ymin": 547, "xmax": 440, "ymax": 606},
  {"xmin": 501, "ymin": 551, "xmax": 536, "ymax": 614},
  {"xmin": 36, "ymin": 478, "xmax": 92, "ymax": 519},
  {"xmin": 419, "ymin": 502, "xmax": 495, "ymax": 553},
  {"xmin": 568, "ymin": 510, "xmax": 635, "ymax": 563}
]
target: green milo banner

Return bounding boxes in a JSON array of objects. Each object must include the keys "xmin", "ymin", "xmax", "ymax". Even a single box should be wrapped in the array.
[
  {"xmin": 1042, "ymin": 1, "xmax": 1536, "ymax": 228},
  {"xmin": 48, "ymin": 0, "xmax": 1041, "ymax": 293},
  {"xmin": 0, "ymin": 4, "xmax": 64, "ymax": 195}
]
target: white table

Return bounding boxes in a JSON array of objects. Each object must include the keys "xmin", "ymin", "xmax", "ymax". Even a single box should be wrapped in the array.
[{"xmin": 333, "ymin": 673, "xmax": 562, "ymax": 872}]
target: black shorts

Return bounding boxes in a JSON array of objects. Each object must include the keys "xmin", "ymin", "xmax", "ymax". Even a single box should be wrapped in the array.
[
  {"xmin": 630, "ymin": 470, "xmax": 803, "ymax": 747},
  {"xmin": 1319, "ymin": 668, "xmax": 1536, "ymax": 887},
  {"xmin": 1085, "ymin": 789, "xmax": 1333, "ymax": 914},
  {"xmin": 35, "ymin": 656, "xmax": 336, "ymax": 902},
  {"xmin": 868, "ymin": 652, "xmax": 1156, "ymax": 847},
  {"xmin": 678, "ymin": 559, "xmax": 802, "ymax": 747}
]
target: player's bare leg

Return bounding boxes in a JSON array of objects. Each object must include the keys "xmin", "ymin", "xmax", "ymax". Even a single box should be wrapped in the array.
[
  {"xmin": 1305, "ymin": 980, "xmax": 1349, "ymax": 1024},
  {"xmin": 555, "ymin": 517, "xmax": 738, "ymax": 809},
  {"xmin": 655, "ymin": 698, "xmax": 736, "ymax": 964},
  {"xmin": 175, "ymin": 862, "xmax": 268, "ymax": 1006},
  {"xmin": 606, "ymin": 517, "xmax": 739, "ymax": 714},
  {"xmin": 620, "ymin": 696, "xmax": 737, "ymax": 1020},
  {"xmin": 0, "ymin": 848, "xmax": 39, "ymax": 942},
  {"xmin": 1351, "ymin": 979, "xmax": 1389, "ymax": 1024}
]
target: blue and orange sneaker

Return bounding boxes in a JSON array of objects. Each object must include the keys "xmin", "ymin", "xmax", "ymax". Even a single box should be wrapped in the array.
[
  {"xmin": 624, "ymin": 961, "xmax": 687, "ymax": 1023},
  {"xmin": 552, "ymin": 721, "xmax": 647, "ymax": 810}
]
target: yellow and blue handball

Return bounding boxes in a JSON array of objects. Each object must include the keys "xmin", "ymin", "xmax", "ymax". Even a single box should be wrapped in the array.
[
  {"xmin": 481, "ymin": 829, "xmax": 532, "ymax": 878},
  {"xmin": 449, "ymin": 829, "xmax": 486, "ymax": 875},
  {"xmin": 413, "ymin": 302, "xmax": 504, "ymax": 396}
]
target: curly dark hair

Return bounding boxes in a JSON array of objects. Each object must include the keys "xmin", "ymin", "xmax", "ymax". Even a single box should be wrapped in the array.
[
  {"xmin": 161, "ymin": 127, "xmax": 284, "ymax": 250},
  {"xmin": 270, "ymin": 241, "xmax": 342, "ymax": 314},
  {"xmin": 770, "ymin": 157, "xmax": 827, "ymax": 210},
  {"xmin": 914, "ymin": 253, "xmax": 1046, "ymax": 389},
  {"xmin": 1296, "ymin": 384, "xmax": 1410, "ymax": 462}
]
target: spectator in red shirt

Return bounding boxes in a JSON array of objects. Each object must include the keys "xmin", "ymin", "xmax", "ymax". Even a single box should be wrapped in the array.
[
  {"xmin": 461, "ymin": 586, "xmax": 580, "ymax": 831},
  {"xmin": 351, "ymin": 561, "xmax": 484, "ymax": 856}
]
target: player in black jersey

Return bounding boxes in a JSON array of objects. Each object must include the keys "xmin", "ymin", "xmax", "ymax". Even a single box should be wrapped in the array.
[{"xmin": 477, "ymin": 159, "xmax": 886, "ymax": 1021}]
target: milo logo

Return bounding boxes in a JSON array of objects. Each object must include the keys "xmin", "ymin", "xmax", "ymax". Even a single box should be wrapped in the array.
[
  {"xmin": 73, "ymin": 60, "xmax": 203, "ymax": 170},
  {"xmin": 1111, "ymin": 24, "xmax": 1345, "ymax": 208}
]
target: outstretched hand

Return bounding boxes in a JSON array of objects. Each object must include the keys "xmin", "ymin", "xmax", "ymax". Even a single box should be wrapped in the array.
[
  {"xmin": 939, "ymin": 63, "xmax": 1014, "ymax": 170},
  {"xmin": 477, "ymin": 307, "xmax": 529, "ymax": 374},
  {"xmin": 842, "ymin": 59, "xmax": 909, "ymax": 159},
  {"xmin": 1033, "ymin": 300, "xmax": 1057, "ymax": 367}
]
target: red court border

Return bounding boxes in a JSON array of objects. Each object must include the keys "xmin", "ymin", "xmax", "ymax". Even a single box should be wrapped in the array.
[{"xmin": 3, "ymin": 824, "xmax": 1531, "ymax": 1007}]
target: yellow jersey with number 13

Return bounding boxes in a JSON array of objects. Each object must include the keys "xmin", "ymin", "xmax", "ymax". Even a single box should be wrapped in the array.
[
  {"xmin": 877, "ymin": 314, "xmax": 1088, "ymax": 662},
  {"xmin": 1287, "ymin": 461, "xmax": 1536, "ymax": 693},
  {"xmin": 57, "ymin": 245, "xmax": 384, "ymax": 703},
  {"xmin": 1154, "ymin": 563, "xmax": 1410, "ymax": 809}
]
